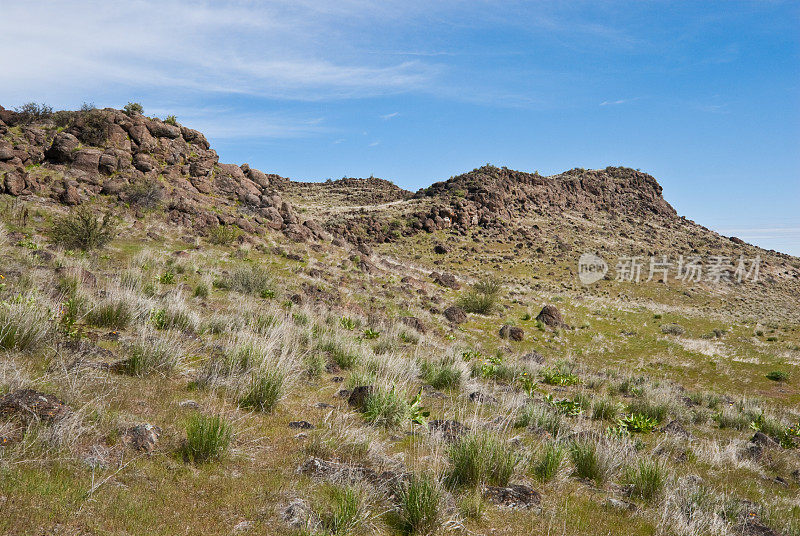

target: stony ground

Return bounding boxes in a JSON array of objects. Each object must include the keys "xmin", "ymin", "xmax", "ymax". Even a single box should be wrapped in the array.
[{"xmin": 0, "ymin": 105, "xmax": 798, "ymax": 536}]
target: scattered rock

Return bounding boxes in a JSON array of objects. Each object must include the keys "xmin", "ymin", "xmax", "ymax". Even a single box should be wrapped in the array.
[
  {"xmin": 433, "ymin": 244, "xmax": 448, "ymax": 254},
  {"xmin": 483, "ymin": 484, "xmax": 541, "ymax": 510},
  {"xmin": 122, "ymin": 424, "xmax": 161, "ymax": 453},
  {"xmin": 179, "ymin": 400, "xmax": 200, "ymax": 410},
  {"xmin": 431, "ymin": 271, "xmax": 460, "ymax": 289},
  {"xmin": 0, "ymin": 389, "xmax": 71, "ymax": 422},
  {"xmin": 400, "ymin": 316, "xmax": 426, "ymax": 334},
  {"xmin": 468, "ymin": 392, "xmax": 498, "ymax": 405},
  {"xmin": 520, "ymin": 351, "xmax": 545, "ymax": 364},
  {"xmin": 443, "ymin": 305, "xmax": 467, "ymax": 324},
  {"xmin": 347, "ymin": 386, "xmax": 374, "ymax": 410},
  {"xmin": 499, "ymin": 324, "xmax": 524, "ymax": 341},
  {"xmin": 604, "ymin": 497, "xmax": 637, "ymax": 511},
  {"xmin": 281, "ymin": 498, "xmax": 317, "ymax": 530},
  {"xmin": 289, "ymin": 421, "xmax": 314, "ymax": 430},
  {"xmin": 428, "ymin": 419, "xmax": 470, "ymax": 442},
  {"xmin": 536, "ymin": 305, "xmax": 566, "ymax": 329},
  {"xmin": 661, "ymin": 420, "xmax": 691, "ymax": 438}
]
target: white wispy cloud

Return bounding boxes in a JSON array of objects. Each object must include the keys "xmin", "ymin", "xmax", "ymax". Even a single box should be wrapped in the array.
[{"xmin": 381, "ymin": 112, "xmax": 400, "ymax": 120}]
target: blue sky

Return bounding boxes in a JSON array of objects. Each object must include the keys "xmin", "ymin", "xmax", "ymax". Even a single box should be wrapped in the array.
[{"xmin": 2, "ymin": 1, "xmax": 799, "ymax": 254}]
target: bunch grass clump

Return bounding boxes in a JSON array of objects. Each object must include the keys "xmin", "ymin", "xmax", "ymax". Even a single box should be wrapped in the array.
[
  {"xmin": 317, "ymin": 484, "xmax": 368, "ymax": 535},
  {"xmin": 0, "ymin": 296, "xmax": 53, "ymax": 351},
  {"xmin": 86, "ymin": 297, "xmax": 132, "ymax": 329},
  {"xmin": 182, "ymin": 414, "xmax": 232, "ymax": 463},
  {"xmin": 445, "ymin": 431, "xmax": 519, "ymax": 488},
  {"xmin": 363, "ymin": 386, "xmax": 409, "ymax": 427},
  {"xmin": 394, "ymin": 472, "xmax": 443, "ymax": 535},
  {"xmin": 239, "ymin": 368, "xmax": 286, "ymax": 413},
  {"xmin": 624, "ymin": 458, "xmax": 667, "ymax": 503},
  {"xmin": 458, "ymin": 276, "xmax": 502, "ymax": 315},
  {"xmin": 531, "ymin": 442, "xmax": 565, "ymax": 482}
]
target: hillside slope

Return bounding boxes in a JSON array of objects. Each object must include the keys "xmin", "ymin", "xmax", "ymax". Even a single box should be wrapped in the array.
[{"xmin": 0, "ymin": 105, "xmax": 798, "ymax": 536}]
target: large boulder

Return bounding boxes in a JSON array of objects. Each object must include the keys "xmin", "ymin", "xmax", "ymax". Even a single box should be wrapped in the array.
[
  {"xmin": 133, "ymin": 153, "xmax": 156, "ymax": 172},
  {"xmin": 45, "ymin": 132, "xmax": 79, "ymax": 163},
  {"xmin": 0, "ymin": 140, "xmax": 14, "ymax": 161},
  {"xmin": 3, "ymin": 172, "xmax": 26, "ymax": 196},
  {"xmin": 147, "ymin": 120, "xmax": 180, "ymax": 139},
  {"xmin": 444, "ymin": 305, "xmax": 467, "ymax": 324},
  {"xmin": 499, "ymin": 324, "xmax": 524, "ymax": 341},
  {"xmin": 71, "ymin": 149, "xmax": 102, "ymax": 174},
  {"xmin": 536, "ymin": 305, "xmax": 566, "ymax": 329}
]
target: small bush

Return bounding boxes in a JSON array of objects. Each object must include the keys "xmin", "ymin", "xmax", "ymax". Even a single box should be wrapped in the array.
[
  {"xmin": 531, "ymin": 442, "xmax": 564, "ymax": 482},
  {"xmin": 540, "ymin": 365, "xmax": 580, "ymax": 386},
  {"xmin": 394, "ymin": 473, "xmax": 442, "ymax": 535},
  {"xmin": 458, "ymin": 277, "xmax": 502, "ymax": 315},
  {"xmin": 164, "ymin": 115, "xmax": 178, "ymax": 126},
  {"xmin": 624, "ymin": 458, "xmax": 666, "ymax": 503},
  {"xmin": 117, "ymin": 334, "xmax": 179, "ymax": 375},
  {"xmin": 619, "ymin": 413, "xmax": 659, "ymax": 433},
  {"xmin": 446, "ymin": 432, "xmax": 519, "ymax": 488},
  {"xmin": 226, "ymin": 264, "xmax": 271, "ymax": 296},
  {"xmin": 183, "ymin": 414, "xmax": 232, "ymax": 463},
  {"xmin": 363, "ymin": 386, "xmax": 409, "ymax": 427},
  {"xmin": 766, "ymin": 370, "xmax": 789, "ymax": 382},
  {"xmin": 86, "ymin": 298, "xmax": 132, "ymax": 329},
  {"xmin": 51, "ymin": 207, "xmax": 117, "ymax": 250},
  {"xmin": 208, "ymin": 225, "xmax": 241, "ymax": 246},
  {"xmin": 123, "ymin": 179, "xmax": 163, "ymax": 209},
  {"xmin": 239, "ymin": 368, "xmax": 286, "ymax": 413},
  {"xmin": 78, "ymin": 109, "xmax": 109, "ymax": 146},
  {"xmin": 123, "ymin": 102, "xmax": 144, "ymax": 116},
  {"xmin": 14, "ymin": 102, "xmax": 53, "ymax": 124}
]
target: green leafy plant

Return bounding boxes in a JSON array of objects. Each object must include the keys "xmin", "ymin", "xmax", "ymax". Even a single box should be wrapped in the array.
[
  {"xmin": 618, "ymin": 413, "xmax": 659, "ymax": 433},
  {"xmin": 540, "ymin": 366, "xmax": 580, "ymax": 386},
  {"xmin": 544, "ymin": 394, "xmax": 584, "ymax": 416},
  {"xmin": 408, "ymin": 388, "xmax": 430, "ymax": 426},
  {"xmin": 340, "ymin": 316, "xmax": 357, "ymax": 330},
  {"xmin": 158, "ymin": 270, "xmax": 175, "ymax": 284},
  {"xmin": 765, "ymin": 370, "xmax": 789, "ymax": 382},
  {"xmin": 363, "ymin": 328, "xmax": 380, "ymax": 340}
]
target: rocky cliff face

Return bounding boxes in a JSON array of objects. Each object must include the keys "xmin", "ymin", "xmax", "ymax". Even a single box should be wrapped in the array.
[
  {"xmin": 409, "ymin": 165, "xmax": 677, "ymax": 234},
  {"xmin": 0, "ymin": 105, "xmax": 327, "ymax": 242}
]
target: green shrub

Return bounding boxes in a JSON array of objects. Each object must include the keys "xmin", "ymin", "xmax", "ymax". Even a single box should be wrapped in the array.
[
  {"xmin": 458, "ymin": 277, "xmax": 502, "ymax": 315},
  {"xmin": 766, "ymin": 370, "xmax": 789, "ymax": 382},
  {"xmin": 208, "ymin": 225, "xmax": 241, "ymax": 245},
  {"xmin": 626, "ymin": 398, "xmax": 669, "ymax": 423},
  {"xmin": 445, "ymin": 432, "xmax": 519, "ymax": 488},
  {"xmin": 363, "ymin": 386, "xmax": 409, "ymax": 427},
  {"xmin": 363, "ymin": 328, "xmax": 380, "ymax": 340},
  {"xmin": 624, "ymin": 458, "xmax": 666, "ymax": 503},
  {"xmin": 51, "ymin": 207, "xmax": 117, "ymax": 250},
  {"xmin": 123, "ymin": 102, "xmax": 144, "ymax": 116},
  {"xmin": 544, "ymin": 394, "xmax": 584, "ymax": 416},
  {"xmin": 116, "ymin": 336, "xmax": 178, "ymax": 376},
  {"xmin": 532, "ymin": 442, "xmax": 564, "ymax": 482},
  {"xmin": 86, "ymin": 298, "xmax": 132, "ymax": 329},
  {"xmin": 78, "ymin": 109, "xmax": 109, "ymax": 145},
  {"xmin": 164, "ymin": 115, "xmax": 178, "ymax": 126},
  {"xmin": 540, "ymin": 365, "xmax": 580, "ymax": 386},
  {"xmin": 183, "ymin": 414, "xmax": 232, "ymax": 463},
  {"xmin": 226, "ymin": 264, "xmax": 271, "ymax": 296},
  {"xmin": 394, "ymin": 473, "xmax": 442, "ymax": 535},
  {"xmin": 340, "ymin": 316, "xmax": 358, "ymax": 330},
  {"xmin": 159, "ymin": 270, "xmax": 175, "ymax": 284},
  {"xmin": 123, "ymin": 179, "xmax": 163, "ymax": 209},
  {"xmin": 239, "ymin": 368, "xmax": 286, "ymax": 413},
  {"xmin": 14, "ymin": 102, "xmax": 53, "ymax": 124}
]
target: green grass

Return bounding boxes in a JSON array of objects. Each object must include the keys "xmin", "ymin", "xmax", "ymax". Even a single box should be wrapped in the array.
[
  {"xmin": 531, "ymin": 442, "xmax": 564, "ymax": 482},
  {"xmin": 457, "ymin": 276, "xmax": 502, "ymax": 315},
  {"xmin": 362, "ymin": 386, "xmax": 409, "ymax": 427},
  {"xmin": 182, "ymin": 414, "xmax": 232, "ymax": 463},
  {"xmin": 318, "ymin": 485, "xmax": 366, "ymax": 535},
  {"xmin": 569, "ymin": 440, "xmax": 612, "ymax": 484},
  {"xmin": 238, "ymin": 368, "xmax": 286, "ymax": 413},
  {"xmin": 591, "ymin": 396, "xmax": 621, "ymax": 421},
  {"xmin": 86, "ymin": 298, "xmax": 132, "ymax": 329},
  {"xmin": 515, "ymin": 404, "xmax": 564, "ymax": 436},
  {"xmin": 420, "ymin": 358, "xmax": 462, "ymax": 390},
  {"xmin": 445, "ymin": 432, "xmax": 519, "ymax": 488},
  {"xmin": 766, "ymin": 370, "xmax": 789, "ymax": 382},
  {"xmin": 0, "ymin": 298, "xmax": 52, "ymax": 351},
  {"xmin": 624, "ymin": 459, "xmax": 667, "ymax": 503},
  {"xmin": 394, "ymin": 473, "xmax": 442, "ymax": 535}
]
